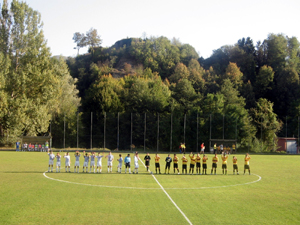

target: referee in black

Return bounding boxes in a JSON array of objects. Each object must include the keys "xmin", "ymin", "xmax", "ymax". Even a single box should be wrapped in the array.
[{"xmin": 144, "ymin": 153, "xmax": 151, "ymax": 171}]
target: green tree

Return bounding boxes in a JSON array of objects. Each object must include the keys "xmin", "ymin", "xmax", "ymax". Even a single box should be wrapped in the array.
[
  {"xmin": 250, "ymin": 98, "xmax": 282, "ymax": 147},
  {"xmin": 169, "ymin": 62, "xmax": 189, "ymax": 83},
  {"xmin": 222, "ymin": 62, "xmax": 243, "ymax": 88},
  {"xmin": 86, "ymin": 28, "xmax": 102, "ymax": 55},
  {"xmin": 73, "ymin": 32, "xmax": 87, "ymax": 55},
  {"xmin": 255, "ymin": 65, "xmax": 274, "ymax": 98}
]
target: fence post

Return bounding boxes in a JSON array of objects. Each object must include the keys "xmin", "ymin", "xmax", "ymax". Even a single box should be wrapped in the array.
[
  {"xmin": 170, "ymin": 113, "xmax": 173, "ymax": 152},
  {"xmin": 196, "ymin": 113, "xmax": 199, "ymax": 152},
  {"xmin": 104, "ymin": 112, "xmax": 106, "ymax": 151},
  {"xmin": 157, "ymin": 113, "xmax": 159, "ymax": 152},
  {"xmin": 77, "ymin": 112, "xmax": 79, "ymax": 149},
  {"xmin": 90, "ymin": 112, "xmax": 93, "ymax": 150},
  {"xmin": 131, "ymin": 113, "xmax": 132, "ymax": 152},
  {"xmin": 117, "ymin": 112, "xmax": 119, "ymax": 151},
  {"xmin": 63, "ymin": 113, "xmax": 65, "ymax": 152},
  {"xmin": 144, "ymin": 113, "xmax": 146, "ymax": 152}
]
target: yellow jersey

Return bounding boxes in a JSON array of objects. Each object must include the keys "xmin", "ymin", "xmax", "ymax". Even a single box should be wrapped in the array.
[
  {"xmin": 202, "ymin": 157, "xmax": 208, "ymax": 164},
  {"xmin": 182, "ymin": 157, "xmax": 188, "ymax": 165},
  {"xmin": 155, "ymin": 156, "xmax": 160, "ymax": 163},
  {"xmin": 222, "ymin": 155, "xmax": 228, "ymax": 164},
  {"xmin": 196, "ymin": 156, "xmax": 201, "ymax": 163},
  {"xmin": 232, "ymin": 144, "xmax": 236, "ymax": 150},
  {"xmin": 244, "ymin": 156, "xmax": 250, "ymax": 165},
  {"xmin": 212, "ymin": 156, "xmax": 219, "ymax": 163},
  {"xmin": 173, "ymin": 156, "xmax": 179, "ymax": 164},
  {"xmin": 233, "ymin": 158, "xmax": 238, "ymax": 165},
  {"xmin": 189, "ymin": 155, "xmax": 196, "ymax": 165}
]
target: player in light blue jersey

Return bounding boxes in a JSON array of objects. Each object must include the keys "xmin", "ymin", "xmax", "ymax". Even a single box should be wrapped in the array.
[
  {"xmin": 96, "ymin": 152, "xmax": 104, "ymax": 173},
  {"xmin": 105, "ymin": 152, "xmax": 114, "ymax": 173},
  {"xmin": 56, "ymin": 153, "xmax": 61, "ymax": 173},
  {"xmin": 47, "ymin": 149, "xmax": 55, "ymax": 172},
  {"xmin": 64, "ymin": 152, "xmax": 71, "ymax": 172},
  {"xmin": 124, "ymin": 154, "xmax": 131, "ymax": 174},
  {"xmin": 74, "ymin": 151, "xmax": 81, "ymax": 173},
  {"xmin": 90, "ymin": 152, "xmax": 96, "ymax": 173},
  {"xmin": 83, "ymin": 151, "xmax": 90, "ymax": 173},
  {"xmin": 117, "ymin": 154, "xmax": 123, "ymax": 173}
]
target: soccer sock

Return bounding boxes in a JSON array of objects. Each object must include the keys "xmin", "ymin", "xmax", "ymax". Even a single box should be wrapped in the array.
[
  {"xmin": 110, "ymin": 167, "xmax": 112, "ymax": 172},
  {"xmin": 129, "ymin": 168, "xmax": 131, "ymax": 173},
  {"xmin": 136, "ymin": 169, "xmax": 138, "ymax": 173},
  {"xmin": 108, "ymin": 168, "xmax": 109, "ymax": 173}
]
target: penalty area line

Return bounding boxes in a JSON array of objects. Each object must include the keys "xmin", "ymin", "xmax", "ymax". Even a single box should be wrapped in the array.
[{"xmin": 139, "ymin": 158, "xmax": 193, "ymax": 225}]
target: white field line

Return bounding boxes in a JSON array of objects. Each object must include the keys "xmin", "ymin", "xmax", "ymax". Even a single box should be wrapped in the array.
[
  {"xmin": 43, "ymin": 171, "xmax": 262, "ymax": 190},
  {"xmin": 139, "ymin": 158, "xmax": 193, "ymax": 225}
]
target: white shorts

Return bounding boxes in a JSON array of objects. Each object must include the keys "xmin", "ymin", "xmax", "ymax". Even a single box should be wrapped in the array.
[
  {"xmin": 49, "ymin": 160, "xmax": 54, "ymax": 165},
  {"xmin": 83, "ymin": 162, "xmax": 88, "ymax": 167},
  {"xmin": 97, "ymin": 162, "xmax": 102, "ymax": 167},
  {"xmin": 65, "ymin": 162, "xmax": 70, "ymax": 167},
  {"xmin": 90, "ymin": 161, "xmax": 95, "ymax": 167},
  {"xmin": 56, "ymin": 162, "xmax": 61, "ymax": 167},
  {"xmin": 135, "ymin": 163, "xmax": 139, "ymax": 168},
  {"xmin": 108, "ymin": 161, "xmax": 113, "ymax": 167},
  {"xmin": 118, "ymin": 163, "xmax": 122, "ymax": 168},
  {"xmin": 75, "ymin": 161, "xmax": 80, "ymax": 167}
]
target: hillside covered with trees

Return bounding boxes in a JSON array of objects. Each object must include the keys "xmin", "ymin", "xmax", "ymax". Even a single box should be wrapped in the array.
[{"xmin": 1, "ymin": 0, "xmax": 300, "ymax": 152}]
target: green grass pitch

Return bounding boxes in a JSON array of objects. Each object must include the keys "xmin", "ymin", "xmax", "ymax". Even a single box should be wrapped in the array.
[{"xmin": 0, "ymin": 151, "xmax": 300, "ymax": 224}]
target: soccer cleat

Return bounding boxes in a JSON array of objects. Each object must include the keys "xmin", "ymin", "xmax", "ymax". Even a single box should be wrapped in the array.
[
  {"xmin": 237, "ymin": 172, "xmax": 239, "ymax": 175},
  {"xmin": 133, "ymin": 172, "xmax": 135, "ymax": 174},
  {"xmin": 178, "ymin": 172, "xmax": 180, "ymax": 174}
]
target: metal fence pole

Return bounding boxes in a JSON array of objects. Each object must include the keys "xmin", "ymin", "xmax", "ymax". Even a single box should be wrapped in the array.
[
  {"xmin": 104, "ymin": 112, "xmax": 106, "ymax": 151},
  {"xmin": 209, "ymin": 114, "xmax": 211, "ymax": 153},
  {"xmin": 77, "ymin": 112, "xmax": 79, "ymax": 149},
  {"xmin": 196, "ymin": 113, "xmax": 199, "ymax": 152},
  {"xmin": 223, "ymin": 114, "xmax": 225, "ymax": 140},
  {"xmin": 63, "ymin": 113, "xmax": 65, "ymax": 152},
  {"xmin": 90, "ymin": 112, "xmax": 93, "ymax": 150},
  {"xmin": 157, "ymin": 113, "xmax": 159, "ymax": 152},
  {"xmin": 144, "ymin": 113, "xmax": 146, "ymax": 152},
  {"xmin": 131, "ymin": 113, "xmax": 132, "ymax": 152},
  {"xmin": 170, "ymin": 113, "xmax": 173, "ymax": 152},
  {"xmin": 117, "ymin": 112, "xmax": 119, "ymax": 150},
  {"xmin": 184, "ymin": 114, "xmax": 186, "ymax": 144}
]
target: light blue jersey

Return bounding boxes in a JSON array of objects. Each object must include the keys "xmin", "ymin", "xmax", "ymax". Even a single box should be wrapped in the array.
[
  {"xmin": 48, "ymin": 153, "xmax": 55, "ymax": 161},
  {"xmin": 124, "ymin": 156, "xmax": 131, "ymax": 163},
  {"xmin": 75, "ymin": 154, "xmax": 80, "ymax": 161},
  {"xmin": 91, "ymin": 155, "xmax": 95, "ymax": 162},
  {"xmin": 84, "ymin": 156, "xmax": 90, "ymax": 163}
]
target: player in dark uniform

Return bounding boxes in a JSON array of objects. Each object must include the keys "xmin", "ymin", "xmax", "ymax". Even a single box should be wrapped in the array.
[
  {"xmin": 165, "ymin": 154, "xmax": 172, "ymax": 174},
  {"xmin": 144, "ymin": 153, "xmax": 151, "ymax": 171}
]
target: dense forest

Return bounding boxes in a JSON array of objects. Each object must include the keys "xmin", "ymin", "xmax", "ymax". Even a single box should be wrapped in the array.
[{"xmin": 1, "ymin": 0, "xmax": 300, "ymax": 151}]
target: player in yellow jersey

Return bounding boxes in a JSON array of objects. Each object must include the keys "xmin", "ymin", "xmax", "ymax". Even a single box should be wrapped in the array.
[
  {"xmin": 244, "ymin": 153, "xmax": 251, "ymax": 175},
  {"xmin": 232, "ymin": 144, "xmax": 236, "ymax": 154},
  {"xmin": 211, "ymin": 153, "xmax": 219, "ymax": 175},
  {"xmin": 221, "ymin": 153, "xmax": 228, "ymax": 175},
  {"xmin": 232, "ymin": 156, "xmax": 239, "ymax": 175},
  {"xmin": 181, "ymin": 155, "xmax": 188, "ymax": 174},
  {"xmin": 196, "ymin": 153, "xmax": 201, "ymax": 175},
  {"xmin": 154, "ymin": 154, "xmax": 161, "ymax": 174},
  {"xmin": 202, "ymin": 154, "xmax": 208, "ymax": 175},
  {"xmin": 189, "ymin": 153, "xmax": 196, "ymax": 174},
  {"xmin": 173, "ymin": 154, "xmax": 180, "ymax": 174}
]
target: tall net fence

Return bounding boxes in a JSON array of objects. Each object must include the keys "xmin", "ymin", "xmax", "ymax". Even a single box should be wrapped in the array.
[{"xmin": 49, "ymin": 112, "xmax": 300, "ymax": 152}]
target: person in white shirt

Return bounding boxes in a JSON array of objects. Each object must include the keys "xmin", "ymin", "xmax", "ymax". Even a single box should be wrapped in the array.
[
  {"xmin": 83, "ymin": 151, "xmax": 90, "ymax": 173},
  {"xmin": 117, "ymin": 154, "xmax": 123, "ymax": 173},
  {"xmin": 64, "ymin": 152, "xmax": 71, "ymax": 172},
  {"xmin": 133, "ymin": 152, "xmax": 139, "ymax": 174},
  {"xmin": 105, "ymin": 152, "xmax": 114, "ymax": 173},
  {"xmin": 74, "ymin": 151, "xmax": 81, "ymax": 173},
  {"xmin": 56, "ymin": 153, "xmax": 61, "ymax": 173},
  {"xmin": 96, "ymin": 152, "xmax": 104, "ymax": 173},
  {"xmin": 47, "ymin": 149, "xmax": 55, "ymax": 172},
  {"xmin": 90, "ymin": 152, "xmax": 96, "ymax": 173}
]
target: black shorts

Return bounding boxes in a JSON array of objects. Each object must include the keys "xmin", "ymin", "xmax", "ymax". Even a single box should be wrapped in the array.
[
  {"xmin": 182, "ymin": 164, "xmax": 187, "ymax": 170},
  {"xmin": 125, "ymin": 162, "xmax": 130, "ymax": 168},
  {"xmin": 155, "ymin": 163, "xmax": 160, "ymax": 168},
  {"xmin": 212, "ymin": 163, "xmax": 217, "ymax": 168},
  {"xmin": 145, "ymin": 161, "xmax": 150, "ymax": 166},
  {"xmin": 233, "ymin": 165, "xmax": 238, "ymax": 170},
  {"xmin": 203, "ymin": 164, "xmax": 207, "ymax": 169},
  {"xmin": 244, "ymin": 165, "xmax": 250, "ymax": 170},
  {"xmin": 165, "ymin": 163, "xmax": 171, "ymax": 169},
  {"xmin": 196, "ymin": 162, "xmax": 201, "ymax": 168},
  {"xmin": 190, "ymin": 164, "xmax": 195, "ymax": 169},
  {"xmin": 173, "ymin": 163, "xmax": 178, "ymax": 168},
  {"xmin": 222, "ymin": 164, "xmax": 227, "ymax": 169}
]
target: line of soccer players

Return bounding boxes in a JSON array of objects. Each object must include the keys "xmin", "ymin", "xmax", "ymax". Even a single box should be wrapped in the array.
[{"xmin": 47, "ymin": 150, "xmax": 251, "ymax": 175}]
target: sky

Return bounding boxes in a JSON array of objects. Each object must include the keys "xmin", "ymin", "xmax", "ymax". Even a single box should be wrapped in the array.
[{"xmin": 19, "ymin": 0, "xmax": 300, "ymax": 59}]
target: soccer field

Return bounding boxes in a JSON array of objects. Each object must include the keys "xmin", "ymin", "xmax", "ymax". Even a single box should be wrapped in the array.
[{"xmin": 0, "ymin": 151, "xmax": 300, "ymax": 225}]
